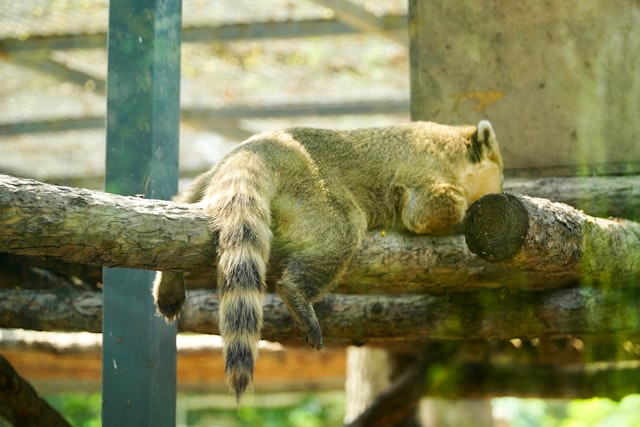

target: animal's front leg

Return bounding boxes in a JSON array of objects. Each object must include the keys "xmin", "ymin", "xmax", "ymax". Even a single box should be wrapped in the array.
[{"xmin": 400, "ymin": 183, "xmax": 467, "ymax": 235}]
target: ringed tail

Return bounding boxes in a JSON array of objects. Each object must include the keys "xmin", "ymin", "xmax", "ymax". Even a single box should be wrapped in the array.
[{"xmin": 206, "ymin": 150, "xmax": 274, "ymax": 402}]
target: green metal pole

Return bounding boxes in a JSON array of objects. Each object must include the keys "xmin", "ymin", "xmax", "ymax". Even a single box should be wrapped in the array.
[{"xmin": 103, "ymin": 1, "xmax": 181, "ymax": 425}]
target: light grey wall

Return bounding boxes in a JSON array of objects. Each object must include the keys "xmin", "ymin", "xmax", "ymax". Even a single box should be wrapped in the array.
[{"xmin": 410, "ymin": 0, "xmax": 640, "ymax": 176}]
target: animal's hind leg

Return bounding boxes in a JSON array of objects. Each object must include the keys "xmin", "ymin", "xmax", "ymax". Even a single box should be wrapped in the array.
[
  {"xmin": 274, "ymin": 187, "xmax": 366, "ymax": 349},
  {"xmin": 277, "ymin": 238, "xmax": 361, "ymax": 350}
]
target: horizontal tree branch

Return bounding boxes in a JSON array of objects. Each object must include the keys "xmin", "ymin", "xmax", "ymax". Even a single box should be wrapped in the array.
[
  {"xmin": 465, "ymin": 193, "xmax": 640, "ymax": 286},
  {"xmin": 0, "ymin": 174, "xmax": 215, "ymax": 271},
  {"xmin": 3, "ymin": 174, "xmax": 638, "ymax": 293},
  {"xmin": 2, "ymin": 287, "xmax": 639, "ymax": 345}
]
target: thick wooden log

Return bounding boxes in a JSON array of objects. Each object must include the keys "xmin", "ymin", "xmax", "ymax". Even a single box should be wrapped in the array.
[
  {"xmin": 346, "ymin": 357, "xmax": 426, "ymax": 427},
  {"xmin": 3, "ymin": 174, "xmax": 639, "ymax": 293},
  {"xmin": 2, "ymin": 287, "xmax": 639, "ymax": 344},
  {"xmin": 420, "ymin": 359, "xmax": 640, "ymax": 400},
  {"xmin": 0, "ymin": 174, "xmax": 544, "ymax": 293},
  {"xmin": 0, "ymin": 174, "xmax": 214, "ymax": 271},
  {"xmin": 465, "ymin": 193, "xmax": 640, "ymax": 286}
]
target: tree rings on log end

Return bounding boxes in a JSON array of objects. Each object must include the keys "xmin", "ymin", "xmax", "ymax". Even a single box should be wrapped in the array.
[{"xmin": 464, "ymin": 193, "xmax": 529, "ymax": 262}]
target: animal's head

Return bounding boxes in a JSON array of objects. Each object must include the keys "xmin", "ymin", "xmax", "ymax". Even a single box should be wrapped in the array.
[{"xmin": 461, "ymin": 120, "xmax": 504, "ymax": 204}]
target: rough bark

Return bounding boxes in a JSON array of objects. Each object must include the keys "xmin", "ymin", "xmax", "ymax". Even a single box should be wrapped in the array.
[
  {"xmin": 0, "ymin": 174, "xmax": 504, "ymax": 293},
  {"xmin": 3, "ymin": 173, "xmax": 640, "ymax": 408},
  {"xmin": 2, "ymin": 287, "xmax": 639, "ymax": 345},
  {"xmin": 465, "ymin": 193, "xmax": 640, "ymax": 286},
  {"xmin": 0, "ymin": 354, "xmax": 71, "ymax": 427}
]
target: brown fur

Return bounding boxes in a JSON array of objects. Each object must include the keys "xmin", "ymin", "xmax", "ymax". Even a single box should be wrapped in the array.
[{"xmin": 153, "ymin": 120, "xmax": 503, "ymax": 401}]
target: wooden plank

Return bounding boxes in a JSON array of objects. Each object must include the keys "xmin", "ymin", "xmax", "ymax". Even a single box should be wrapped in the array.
[{"xmin": 2, "ymin": 340, "xmax": 346, "ymax": 395}]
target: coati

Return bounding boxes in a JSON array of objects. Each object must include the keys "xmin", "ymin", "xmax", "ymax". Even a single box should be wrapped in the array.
[{"xmin": 153, "ymin": 120, "xmax": 503, "ymax": 401}]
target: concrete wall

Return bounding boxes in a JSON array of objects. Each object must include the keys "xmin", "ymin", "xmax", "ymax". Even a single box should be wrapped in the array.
[{"xmin": 409, "ymin": 0, "xmax": 640, "ymax": 176}]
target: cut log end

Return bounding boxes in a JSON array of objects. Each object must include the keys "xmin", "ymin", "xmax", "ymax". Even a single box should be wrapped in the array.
[{"xmin": 464, "ymin": 193, "xmax": 529, "ymax": 262}]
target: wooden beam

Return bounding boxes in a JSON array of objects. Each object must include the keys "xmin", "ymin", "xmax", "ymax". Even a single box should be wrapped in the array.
[
  {"xmin": 0, "ymin": 117, "xmax": 105, "ymax": 136},
  {"xmin": 11, "ymin": 55, "xmax": 106, "ymax": 95},
  {"xmin": 0, "ymin": 100, "xmax": 409, "ymax": 136},
  {"xmin": 1, "ymin": 175, "xmax": 636, "ymax": 293},
  {"xmin": 0, "ymin": 16, "xmax": 407, "ymax": 55},
  {"xmin": 101, "ymin": 0, "xmax": 181, "ymax": 424},
  {"xmin": 505, "ymin": 176, "xmax": 640, "ymax": 222},
  {"xmin": 1, "ymin": 333, "xmax": 345, "ymax": 395},
  {"xmin": 182, "ymin": 99, "xmax": 410, "ymax": 120},
  {"xmin": 0, "ymin": 354, "xmax": 71, "ymax": 426},
  {"xmin": 312, "ymin": 0, "xmax": 407, "ymax": 44}
]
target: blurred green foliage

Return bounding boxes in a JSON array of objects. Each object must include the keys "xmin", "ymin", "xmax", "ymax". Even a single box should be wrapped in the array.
[
  {"xmin": 493, "ymin": 395, "xmax": 640, "ymax": 427},
  {"xmin": 46, "ymin": 393, "xmax": 101, "ymax": 427},
  {"xmin": 44, "ymin": 393, "xmax": 640, "ymax": 427}
]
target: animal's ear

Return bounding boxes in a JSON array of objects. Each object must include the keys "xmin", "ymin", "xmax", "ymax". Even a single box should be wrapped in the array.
[
  {"xmin": 468, "ymin": 120, "xmax": 498, "ymax": 164},
  {"xmin": 477, "ymin": 120, "xmax": 496, "ymax": 145}
]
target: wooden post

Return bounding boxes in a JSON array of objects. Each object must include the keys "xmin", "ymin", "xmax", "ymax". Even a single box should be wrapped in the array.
[{"xmin": 102, "ymin": 0, "xmax": 181, "ymax": 426}]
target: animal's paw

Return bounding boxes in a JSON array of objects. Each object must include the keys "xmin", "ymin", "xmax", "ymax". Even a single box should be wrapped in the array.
[
  {"xmin": 156, "ymin": 297, "xmax": 185, "ymax": 324},
  {"xmin": 304, "ymin": 328, "xmax": 325, "ymax": 351},
  {"xmin": 153, "ymin": 271, "xmax": 186, "ymax": 324}
]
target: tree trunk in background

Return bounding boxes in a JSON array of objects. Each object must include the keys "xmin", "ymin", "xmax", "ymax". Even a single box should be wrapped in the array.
[{"xmin": 344, "ymin": 347, "xmax": 392, "ymax": 423}]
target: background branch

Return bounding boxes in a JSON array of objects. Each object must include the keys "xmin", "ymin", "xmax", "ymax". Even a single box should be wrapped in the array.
[
  {"xmin": 0, "ymin": 354, "xmax": 71, "ymax": 427},
  {"xmin": 2, "ymin": 287, "xmax": 639, "ymax": 344}
]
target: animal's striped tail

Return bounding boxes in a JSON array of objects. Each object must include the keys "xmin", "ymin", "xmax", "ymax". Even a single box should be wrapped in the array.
[{"xmin": 206, "ymin": 150, "xmax": 273, "ymax": 402}]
